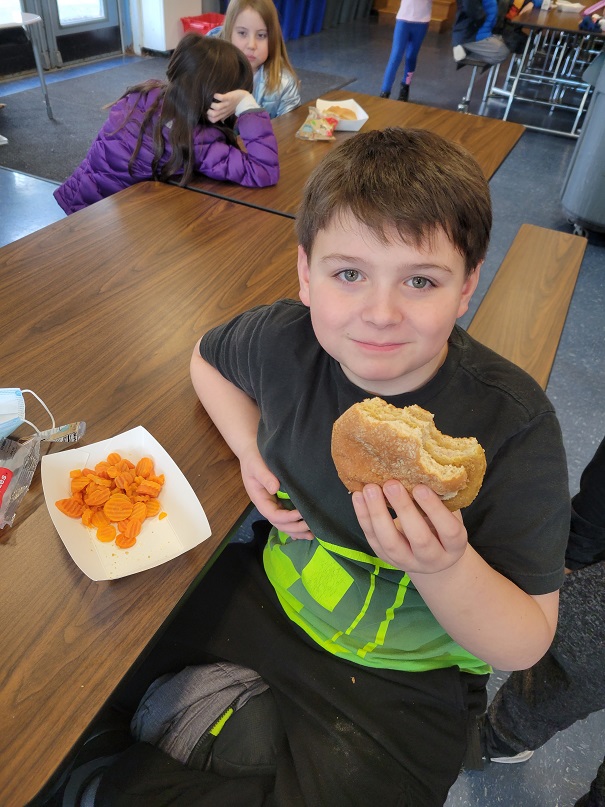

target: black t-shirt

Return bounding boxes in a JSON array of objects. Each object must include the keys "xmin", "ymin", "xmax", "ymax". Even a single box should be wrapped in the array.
[{"xmin": 200, "ymin": 300, "xmax": 569, "ymax": 672}]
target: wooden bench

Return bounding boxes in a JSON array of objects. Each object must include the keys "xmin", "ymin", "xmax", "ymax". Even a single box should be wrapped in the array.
[{"xmin": 467, "ymin": 223, "xmax": 587, "ymax": 390}]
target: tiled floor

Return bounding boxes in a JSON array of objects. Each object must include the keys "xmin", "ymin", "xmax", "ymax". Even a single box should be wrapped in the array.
[
  {"xmin": 1, "ymin": 16, "xmax": 604, "ymax": 807},
  {"xmin": 0, "ymin": 167, "xmax": 64, "ymax": 245},
  {"xmin": 0, "ymin": 56, "xmax": 149, "ymax": 245}
]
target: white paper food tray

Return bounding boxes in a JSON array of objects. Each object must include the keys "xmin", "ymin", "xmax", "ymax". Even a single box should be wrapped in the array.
[
  {"xmin": 42, "ymin": 426, "xmax": 211, "ymax": 580},
  {"xmin": 316, "ymin": 98, "xmax": 369, "ymax": 131}
]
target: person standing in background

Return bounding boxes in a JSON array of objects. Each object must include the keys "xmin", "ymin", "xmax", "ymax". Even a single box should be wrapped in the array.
[{"xmin": 379, "ymin": 0, "xmax": 433, "ymax": 102}]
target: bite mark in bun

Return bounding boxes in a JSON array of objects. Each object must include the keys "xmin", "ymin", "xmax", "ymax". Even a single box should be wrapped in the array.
[{"xmin": 331, "ymin": 398, "xmax": 486, "ymax": 510}]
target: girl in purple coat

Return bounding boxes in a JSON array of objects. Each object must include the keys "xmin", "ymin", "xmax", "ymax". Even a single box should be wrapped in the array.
[{"xmin": 54, "ymin": 34, "xmax": 279, "ymax": 215}]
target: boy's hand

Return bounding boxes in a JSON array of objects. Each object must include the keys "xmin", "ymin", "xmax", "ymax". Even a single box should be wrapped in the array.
[
  {"xmin": 240, "ymin": 448, "xmax": 313, "ymax": 540},
  {"xmin": 352, "ymin": 481, "xmax": 468, "ymax": 573},
  {"xmin": 207, "ymin": 90, "xmax": 249, "ymax": 123}
]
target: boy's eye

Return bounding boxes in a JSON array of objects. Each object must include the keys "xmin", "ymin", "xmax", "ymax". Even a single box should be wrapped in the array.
[
  {"xmin": 338, "ymin": 269, "xmax": 361, "ymax": 283},
  {"xmin": 407, "ymin": 276, "xmax": 433, "ymax": 289}
]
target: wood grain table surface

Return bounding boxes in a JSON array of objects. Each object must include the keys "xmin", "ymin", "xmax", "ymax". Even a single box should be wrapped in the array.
[
  {"xmin": 0, "ymin": 183, "xmax": 300, "ymax": 807},
  {"xmin": 185, "ymin": 89, "xmax": 526, "ymax": 218},
  {"xmin": 511, "ymin": 1, "xmax": 605, "ymax": 33}
]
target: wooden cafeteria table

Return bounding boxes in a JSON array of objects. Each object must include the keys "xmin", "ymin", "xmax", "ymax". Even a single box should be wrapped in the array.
[
  {"xmin": 185, "ymin": 89, "xmax": 526, "ymax": 218},
  {"xmin": 0, "ymin": 183, "xmax": 300, "ymax": 807}
]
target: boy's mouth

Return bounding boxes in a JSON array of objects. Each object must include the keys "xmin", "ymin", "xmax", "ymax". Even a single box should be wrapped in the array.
[{"xmin": 354, "ymin": 340, "xmax": 403, "ymax": 352}]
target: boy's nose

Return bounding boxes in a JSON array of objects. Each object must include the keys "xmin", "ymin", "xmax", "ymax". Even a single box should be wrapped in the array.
[{"xmin": 362, "ymin": 292, "xmax": 402, "ymax": 327}]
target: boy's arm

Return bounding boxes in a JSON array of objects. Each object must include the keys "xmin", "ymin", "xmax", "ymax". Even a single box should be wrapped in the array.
[
  {"xmin": 353, "ymin": 480, "xmax": 559, "ymax": 671},
  {"xmin": 190, "ymin": 338, "xmax": 263, "ymax": 464},
  {"xmin": 190, "ymin": 341, "xmax": 312, "ymax": 539},
  {"xmin": 411, "ymin": 546, "xmax": 558, "ymax": 672}
]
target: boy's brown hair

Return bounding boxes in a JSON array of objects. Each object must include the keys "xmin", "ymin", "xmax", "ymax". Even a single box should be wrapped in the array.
[{"xmin": 295, "ymin": 128, "xmax": 492, "ymax": 274}]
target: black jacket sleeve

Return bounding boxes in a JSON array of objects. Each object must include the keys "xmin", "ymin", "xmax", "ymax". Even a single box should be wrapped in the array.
[{"xmin": 565, "ymin": 437, "xmax": 605, "ymax": 569}]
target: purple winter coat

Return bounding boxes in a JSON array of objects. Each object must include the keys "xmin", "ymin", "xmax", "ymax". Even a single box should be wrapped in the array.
[{"xmin": 54, "ymin": 87, "xmax": 279, "ymax": 215}]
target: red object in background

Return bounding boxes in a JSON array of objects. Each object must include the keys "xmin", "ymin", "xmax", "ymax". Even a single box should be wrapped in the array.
[{"xmin": 181, "ymin": 13, "xmax": 225, "ymax": 35}]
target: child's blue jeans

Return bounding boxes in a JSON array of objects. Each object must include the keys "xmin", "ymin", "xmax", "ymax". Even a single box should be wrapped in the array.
[{"xmin": 381, "ymin": 19, "xmax": 429, "ymax": 92}]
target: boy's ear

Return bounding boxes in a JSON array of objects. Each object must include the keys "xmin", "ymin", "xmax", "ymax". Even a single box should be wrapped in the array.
[
  {"xmin": 297, "ymin": 244, "xmax": 311, "ymax": 307},
  {"xmin": 457, "ymin": 262, "xmax": 482, "ymax": 318}
]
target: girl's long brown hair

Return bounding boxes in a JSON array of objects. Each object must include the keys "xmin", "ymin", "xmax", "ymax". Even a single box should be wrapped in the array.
[
  {"xmin": 222, "ymin": 0, "xmax": 298, "ymax": 95},
  {"xmin": 114, "ymin": 34, "xmax": 253, "ymax": 186}
]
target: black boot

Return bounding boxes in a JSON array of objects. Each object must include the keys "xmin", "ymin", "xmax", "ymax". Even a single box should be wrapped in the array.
[
  {"xmin": 379, "ymin": 91, "xmax": 390, "ymax": 98},
  {"xmin": 398, "ymin": 84, "xmax": 410, "ymax": 102}
]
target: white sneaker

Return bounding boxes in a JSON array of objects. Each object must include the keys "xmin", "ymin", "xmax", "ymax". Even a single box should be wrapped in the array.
[
  {"xmin": 453, "ymin": 45, "xmax": 468, "ymax": 62},
  {"xmin": 490, "ymin": 749, "xmax": 534, "ymax": 764}
]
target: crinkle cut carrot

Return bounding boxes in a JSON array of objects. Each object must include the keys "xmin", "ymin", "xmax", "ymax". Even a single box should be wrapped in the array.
[
  {"xmin": 91, "ymin": 510, "xmax": 111, "ymax": 528},
  {"xmin": 55, "ymin": 450, "xmax": 166, "ymax": 546},
  {"xmin": 115, "ymin": 472, "xmax": 134, "ymax": 490},
  {"xmin": 135, "ymin": 457, "xmax": 153, "ymax": 478},
  {"xmin": 85, "ymin": 487, "xmax": 111, "ymax": 507},
  {"xmin": 131, "ymin": 501, "xmax": 147, "ymax": 521},
  {"xmin": 116, "ymin": 532, "xmax": 137, "ymax": 549},
  {"xmin": 96, "ymin": 524, "xmax": 117, "ymax": 543},
  {"xmin": 104, "ymin": 493, "xmax": 134, "ymax": 522},
  {"xmin": 55, "ymin": 497, "xmax": 85, "ymax": 518},
  {"xmin": 70, "ymin": 476, "xmax": 90, "ymax": 494},
  {"xmin": 136, "ymin": 480, "xmax": 161, "ymax": 497},
  {"xmin": 145, "ymin": 499, "xmax": 161, "ymax": 517}
]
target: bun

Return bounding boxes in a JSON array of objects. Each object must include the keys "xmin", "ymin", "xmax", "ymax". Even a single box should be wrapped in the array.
[
  {"xmin": 331, "ymin": 398, "xmax": 486, "ymax": 510},
  {"xmin": 325, "ymin": 104, "xmax": 357, "ymax": 120}
]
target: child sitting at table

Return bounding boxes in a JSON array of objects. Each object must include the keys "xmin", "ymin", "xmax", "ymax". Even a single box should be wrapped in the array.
[
  {"xmin": 76, "ymin": 128, "xmax": 569, "ymax": 807},
  {"xmin": 207, "ymin": 0, "xmax": 300, "ymax": 120},
  {"xmin": 452, "ymin": 0, "xmax": 511, "ymax": 64},
  {"xmin": 54, "ymin": 34, "xmax": 279, "ymax": 216}
]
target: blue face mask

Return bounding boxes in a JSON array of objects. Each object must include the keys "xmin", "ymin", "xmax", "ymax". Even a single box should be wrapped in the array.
[{"xmin": 0, "ymin": 388, "xmax": 54, "ymax": 441}]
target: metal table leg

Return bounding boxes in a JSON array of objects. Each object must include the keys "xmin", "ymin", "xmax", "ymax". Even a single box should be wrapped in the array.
[
  {"xmin": 23, "ymin": 21, "xmax": 54, "ymax": 121},
  {"xmin": 502, "ymin": 31, "xmax": 533, "ymax": 120}
]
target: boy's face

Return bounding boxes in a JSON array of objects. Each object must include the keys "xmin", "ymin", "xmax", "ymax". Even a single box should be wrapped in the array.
[{"xmin": 297, "ymin": 212, "xmax": 480, "ymax": 396}]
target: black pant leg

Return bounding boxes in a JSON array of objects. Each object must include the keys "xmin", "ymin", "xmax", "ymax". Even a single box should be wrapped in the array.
[
  {"xmin": 109, "ymin": 541, "xmax": 484, "ymax": 807},
  {"xmin": 488, "ymin": 562, "xmax": 605, "ymax": 752}
]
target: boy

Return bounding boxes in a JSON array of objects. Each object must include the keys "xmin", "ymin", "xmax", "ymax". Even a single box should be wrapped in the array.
[{"xmin": 183, "ymin": 128, "xmax": 570, "ymax": 806}]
